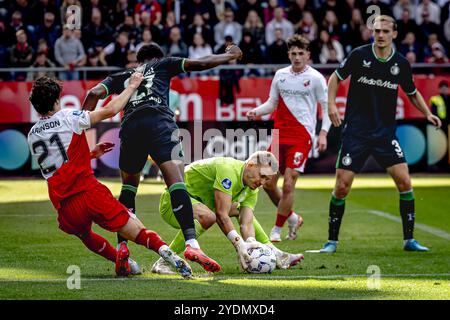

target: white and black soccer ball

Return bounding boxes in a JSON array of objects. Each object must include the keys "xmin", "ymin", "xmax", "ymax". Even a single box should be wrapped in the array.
[{"xmin": 245, "ymin": 244, "xmax": 277, "ymax": 274}]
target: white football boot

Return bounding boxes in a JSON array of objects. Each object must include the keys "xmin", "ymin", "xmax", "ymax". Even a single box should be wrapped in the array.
[
  {"xmin": 285, "ymin": 213, "xmax": 303, "ymax": 240},
  {"xmin": 269, "ymin": 226, "xmax": 282, "ymax": 242},
  {"xmin": 267, "ymin": 244, "xmax": 304, "ymax": 269},
  {"xmin": 129, "ymin": 258, "xmax": 142, "ymax": 275}
]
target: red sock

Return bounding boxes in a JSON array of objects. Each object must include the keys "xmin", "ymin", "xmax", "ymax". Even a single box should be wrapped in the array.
[
  {"xmin": 275, "ymin": 213, "xmax": 289, "ymax": 227},
  {"xmin": 78, "ymin": 230, "xmax": 117, "ymax": 262},
  {"xmin": 135, "ymin": 228, "xmax": 166, "ymax": 253}
]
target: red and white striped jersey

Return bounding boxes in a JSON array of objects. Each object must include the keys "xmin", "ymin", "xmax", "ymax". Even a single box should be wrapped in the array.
[
  {"xmin": 27, "ymin": 109, "xmax": 96, "ymax": 209},
  {"xmin": 266, "ymin": 66, "xmax": 330, "ymax": 144}
]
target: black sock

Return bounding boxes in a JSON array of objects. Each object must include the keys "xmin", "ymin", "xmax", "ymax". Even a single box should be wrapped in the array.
[
  {"xmin": 400, "ymin": 191, "xmax": 415, "ymax": 240},
  {"xmin": 117, "ymin": 184, "xmax": 137, "ymax": 244},
  {"xmin": 169, "ymin": 182, "xmax": 196, "ymax": 241},
  {"xmin": 328, "ymin": 194, "xmax": 346, "ymax": 241}
]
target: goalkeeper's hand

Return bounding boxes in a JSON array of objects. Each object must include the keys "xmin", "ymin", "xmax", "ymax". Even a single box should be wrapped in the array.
[{"xmin": 236, "ymin": 237, "xmax": 260, "ymax": 271}]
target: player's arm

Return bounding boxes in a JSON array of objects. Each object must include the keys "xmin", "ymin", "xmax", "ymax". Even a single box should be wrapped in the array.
[
  {"xmin": 82, "ymin": 83, "xmax": 107, "ymax": 111},
  {"xmin": 407, "ymin": 91, "xmax": 442, "ymax": 128},
  {"xmin": 183, "ymin": 44, "xmax": 242, "ymax": 72},
  {"xmin": 247, "ymin": 75, "xmax": 279, "ymax": 120},
  {"xmin": 88, "ymin": 73, "xmax": 143, "ymax": 125},
  {"xmin": 316, "ymin": 75, "xmax": 332, "ymax": 152},
  {"xmin": 238, "ymin": 206, "xmax": 255, "ymax": 241},
  {"xmin": 327, "ymin": 72, "xmax": 341, "ymax": 127}
]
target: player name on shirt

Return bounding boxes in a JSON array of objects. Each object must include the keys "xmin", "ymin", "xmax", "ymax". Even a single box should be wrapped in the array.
[{"xmin": 30, "ymin": 120, "xmax": 62, "ymax": 134}]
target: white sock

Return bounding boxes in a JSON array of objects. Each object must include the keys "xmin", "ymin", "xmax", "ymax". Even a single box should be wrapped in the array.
[
  {"xmin": 185, "ymin": 239, "xmax": 200, "ymax": 249},
  {"xmin": 287, "ymin": 212, "xmax": 298, "ymax": 225}
]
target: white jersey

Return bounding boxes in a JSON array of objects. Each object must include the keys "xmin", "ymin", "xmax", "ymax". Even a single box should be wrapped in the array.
[
  {"xmin": 27, "ymin": 109, "xmax": 95, "ymax": 210},
  {"xmin": 256, "ymin": 65, "xmax": 330, "ymax": 144}
]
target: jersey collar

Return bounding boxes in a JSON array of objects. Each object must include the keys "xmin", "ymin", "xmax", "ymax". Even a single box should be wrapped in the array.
[
  {"xmin": 290, "ymin": 65, "xmax": 309, "ymax": 75},
  {"xmin": 371, "ymin": 43, "xmax": 395, "ymax": 63}
]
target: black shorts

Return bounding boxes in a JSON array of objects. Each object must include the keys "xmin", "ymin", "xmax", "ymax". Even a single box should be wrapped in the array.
[
  {"xmin": 119, "ymin": 109, "xmax": 184, "ymax": 174},
  {"xmin": 336, "ymin": 135, "xmax": 406, "ymax": 173}
]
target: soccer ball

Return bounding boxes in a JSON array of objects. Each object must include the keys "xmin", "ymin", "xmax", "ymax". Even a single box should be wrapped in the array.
[{"xmin": 245, "ymin": 244, "xmax": 277, "ymax": 274}]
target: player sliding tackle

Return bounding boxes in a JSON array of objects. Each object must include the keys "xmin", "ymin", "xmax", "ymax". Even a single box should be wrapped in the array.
[
  {"xmin": 82, "ymin": 43, "xmax": 244, "ymax": 273},
  {"xmin": 27, "ymin": 74, "xmax": 193, "ymax": 278},
  {"xmin": 151, "ymin": 152, "xmax": 304, "ymax": 275}
]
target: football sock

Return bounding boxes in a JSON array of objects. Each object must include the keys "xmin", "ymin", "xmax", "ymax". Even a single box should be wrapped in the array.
[
  {"xmin": 286, "ymin": 211, "xmax": 297, "ymax": 225},
  {"xmin": 275, "ymin": 212, "xmax": 290, "ymax": 228},
  {"xmin": 328, "ymin": 193, "xmax": 346, "ymax": 241},
  {"xmin": 169, "ymin": 182, "xmax": 196, "ymax": 241},
  {"xmin": 169, "ymin": 220, "xmax": 205, "ymax": 254},
  {"xmin": 399, "ymin": 190, "xmax": 415, "ymax": 240},
  {"xmin": 253, "ymin": 217, "xmax": 271, "ymax": 245},
  {"xmin": 134, "ymin": 228, "xmax": 166, "ymax": 253},
  {"xmin": 78, "ymin": 230, "xmax": 117, "ymax": 262},
  {"xmin": 118, "ymin": 184, "xmax": 137, "ymax": 244}
]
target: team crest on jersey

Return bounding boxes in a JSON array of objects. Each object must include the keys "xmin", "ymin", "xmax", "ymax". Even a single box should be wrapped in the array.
[
  {"xmin": 72, "ymin": 111, "xmax": 83, "ymax": 116},
  {"xmin": 390, "ymin": 63, "xmax": 400, "ymax": 76},
  {"xmin": 293, "ymin": 152, "xmax": 303, "ymax": 165},
  {"xmin": 221, "ymin": 178, "xmax": 232, "ymax": 190},
  {"xmin": 362, "ymin": 60, "xmax": 372, "ymax": 68},
  {"xmin": 303, "ymin": 80, "xmax": 310, "ymax": 87},
  {"xmin": 342, "ymin": 154, "xmax": 352, "ymax": 166}
]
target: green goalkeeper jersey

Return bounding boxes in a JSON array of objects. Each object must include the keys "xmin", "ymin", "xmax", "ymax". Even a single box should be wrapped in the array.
[{"xmin": 184, "ymin": 157, "xmax": 259, "ymax": 212}]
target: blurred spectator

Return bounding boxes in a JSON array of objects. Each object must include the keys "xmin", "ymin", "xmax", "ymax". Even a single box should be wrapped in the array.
[
  {"xmin": 321, "ymin": 10, "xmax": 341, "ymax": 41},
  {"xmin": 214, "ymin": 8, "xmax": 242, "ymax": 51},
  {"xmin": 134, "ymin": 0, "xmax": 162, "ymax": 27},
  {"xmin": 400, "ymin": 32, "xmax": 424, "ymax": 62},
  {"xmin": 424, "ymin": 33, "xmax": 441, "ymax": 57},
  {"xmin": 85, "ymin": 47, "xmax": 108, "ymax": 79},
  {"xmin": 318, "ymin": 29, "xmax": 344, "ymax": 64},
  {"xmin": 316, "ymin": 0, "xmax": 348, "ymax": 27},
  {"xmin": 83, "ymin": 0, "xmax": 110, "ymax": 26},
  {"xmin": 237, "ymin": 0, "xmax": 264, "ymax": 24},
  {"xmin": 111, "ymin": 0, "xmax": 134, "ymax": 27},
  {"xmin": 82, "ymin": 7, "xmax": 113, "ymax": 52},
  {"xmin": 163, "ymin": 11, "xmax": 184, "ymax": 44},
  {"xmin": 326, "ymin": 47, "xmax": 340, "ymax": 63},
  {"xmin": 10, "ymin": 10, "xmax": 34, "ymax": 37},
  {"xmin": 430, "ymin": 80, "xmax": 449, "ymax": 126},
  {"xmin": 287, "ymin": 0, "xmax": 310, "ymax": 24},
  {"xmin": 219, "ymin": 59, "xmax": 242, "ymax": 105},
  {"xmin": 34, "ymin": 12, "xmax": 61, "ymax": 49},
  {"xmin": 10, "ymin": 0, "xmax": 33, "ymax": 25},
  {"xmin": 405, "ymin": 51, "xmax": 417, "ymax": 64},
  {"xmin": 103, "ymin": 31, "xmax": 135, "ymax": 68},
  {"xmin": 27, "ymin": 50, "xmax": 56, "ymax": 81},
  {"xmin": 265, "ymin": 6, "xmax": 294, "ymax": 46},
  {"xmin": 35, "ymin": 38, "xmax": 55, "ymax": 63},
  {"xmin": 442, "ymin": 0, "xmax": 450, "ymax": 24},
  {"xmin": 0, "ymin": 14, "xmax": 15, "ymax": 50},
  {"xmin": 239, "ymin": 31, "xmax": 264, "ymax": 65},
  {"xmin": 115, "ymin": 15, "xmax": 140, "ymax": 45},
  {"xmin": 360, "ymin": 25, "xmax": 373, "ymax": 45},
  {"xmin": 187, "ymin": 13, "xmax": 214, "ymax": 46},
  {"xmin": 30, "ymin": 0, "xmax": 60, "ymax": 26},
  {"xmin": 263, "ymin": 0, "xmax": 281, "ymax": 25},
  {"xmin": 135, "ymin": 27, "xmax": 156, "ymax": 52},
  {"xmin": 125, "ymin": 49, "xmax": 138, "ymax": 69},
  {"xmin": 188, "ymin": 33, "xmax": 213, "ymax": 59},
  {"xmin": 397, "ymin": 8, "xmax": 422, "ymax": 44},
  {"xmin": 363, "ymin": 0, "xmax": 393, "ymax": 22},
  {"xmin": 341, "ymin": 8, "xmax": 363, "ymax": 53},
  {"xmin": 10, "ymin": 29, "xmax": 33, "ymax": 81},
  {"xmin": 181, "ymin": 0, "xmax": 218, "ymax": 28},
  {"xmin": 416, "ymin": 0, "xmax": 441, "ymax": 25},
  {"xmin": 60, "ymin": 0, "xmax": 82, "ymax": 25},
  {"xmin": 212, "ymin": 0, "xmax": 238, "ymax": 22},
  {"xmin": 393, "ymin": 0, "xmax": 416, "ymax": 21},
  {"xmin": 425, "ymin": 42, "xmax": 449, "ymax": 64},
  {"xmin": 215, "ymin": 34, "xmax": 233, "ymax": 53},
  {"xmin": 138, "ymin": 11, "xmax": 162, "ymax": 45},
  {"xmin": 444, "ymin": 17, "xmax": 450, "ymax": 44},
  {"xmin": 295, "ymin": 11, "xmax": 318, "ymax": 42},
  {"xmin": 266, "ymin": 28, "xmax": 290, "ymax": 64},
  {"xmin": 163, "ymin": 26, "xmax": 188, "ymax": 57},
  {"xmin": 242, "ymin": 10, "xmax": 265, "ymax": 47},
  {"xmin": 418, "ymin": 10, "xmax": 441, "ymax": 39},
  {"xmin": 54, "ymin": 24, "xmax": 86, "ymax": 80}
]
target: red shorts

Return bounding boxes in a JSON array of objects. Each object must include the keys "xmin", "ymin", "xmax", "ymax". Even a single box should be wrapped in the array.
[
  {"xmin": 57, "ymin": 180, "xmax": 131, "ymax": 236},
  {"xmin": 269, "ymin": 139, "xmax": 312, "ymax": 174}
]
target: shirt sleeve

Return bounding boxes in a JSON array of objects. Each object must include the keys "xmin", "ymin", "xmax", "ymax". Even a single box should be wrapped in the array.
[
  {"xmin": 240, "ymin": 189, "xmax": 259, "ymax": 211},
  {"xmin": 335, "ymin": 49, "xmax": 359, "ymax": 81},
  {"xmin": 314, "ymin": 74, "xmax": 332, "ymax": 132},
  {"xmin": 65, "ymin": 110, "xmax": 91, "ymax": 135},
  {"xmin": 162, "ymin": 57, "xmax": 186, "ymax": 77},
  {"xmin": 100, "ymin": 71, "xmax": 129, "ymax": 97},
  {"xmin": 213, "ymin": 164, "xmax": 235, "ymax": 196},
  {"xmin": 399, "ymin": 60, "xmax": 417, "ymax": 95}
]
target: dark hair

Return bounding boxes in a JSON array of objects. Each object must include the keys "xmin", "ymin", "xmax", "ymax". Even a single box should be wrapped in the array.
[
  {"xmin": 29, "ymin": 76, "xmax": 61, "ymax": 115},
  {"xmin": 287, "ymin": 34, "xmax": 310, "ymax": 51},
  {"xmin": 137, "ymin": 43, "xmax": 164, "ymax": 62}
]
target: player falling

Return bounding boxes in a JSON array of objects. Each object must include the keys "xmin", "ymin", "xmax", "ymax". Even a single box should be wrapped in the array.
[
  {"xmin": 321, "ymin": 15, "xmax": 442, "ymax": 253},
  {"xmin": 27, "ymin": 74, "xmax": 193, "ymax": 278},
  {"xmin": 82, "ymin": 43, "xmax": 243, "ymax": 273},
  {"xmin": 247, "ymin": 35, "xmax": 331, "ymax": 242}
]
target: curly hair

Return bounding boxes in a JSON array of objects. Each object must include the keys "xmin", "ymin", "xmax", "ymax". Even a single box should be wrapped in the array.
[
  {"xmin": 29, "ymin": 76, "xmax": 62, "ymax": 115},
  {"xmin": 137, "ymin": 43, "xmax": 165, "ymax": 63},
  {"xmin": 287, "ymin": 34, "xmax": 310, "ymax": 52}
]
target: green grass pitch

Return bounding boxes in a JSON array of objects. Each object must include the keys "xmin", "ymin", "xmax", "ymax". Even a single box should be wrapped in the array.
[{"xmin": 0, "ymin": 175, "xmax": 449, "ymax": 300}]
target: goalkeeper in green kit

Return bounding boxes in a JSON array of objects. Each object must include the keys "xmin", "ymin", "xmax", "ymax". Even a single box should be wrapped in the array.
[{"xmin": 151, "ymin": 151, "xmax": 304, "ymax": 274}]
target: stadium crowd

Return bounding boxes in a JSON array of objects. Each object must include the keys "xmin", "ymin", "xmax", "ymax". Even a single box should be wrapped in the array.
[{"xmin": 0, "ymin": 0, "xmax": 449, "ymax": 81}]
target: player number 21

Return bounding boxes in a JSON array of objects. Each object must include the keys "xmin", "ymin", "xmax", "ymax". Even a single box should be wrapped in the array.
[{"xmin": 32, "ymin": 133, "xmax": 69, "ymax": 174}]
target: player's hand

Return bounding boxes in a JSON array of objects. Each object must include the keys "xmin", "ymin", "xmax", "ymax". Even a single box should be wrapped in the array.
[
  {"xmin": 129, "ymin": 72, "xmax": 144, "ymax": 89},
  {"xmin": 235, "ymin": 239, "xmax": 260, "ymax": 270},
  {"xmin": 225, "ymin": 44, "xmax": 243, "ymax": 60},
  {"xmin": 316, "ymin": 131, "xmax": 328, "ymax": 152},
  {"xmin": 427, "ymin": 114, "xmax": 442, "ymax": 129},
  {"xmin": 328, "ymin": 103, "xmax": 341, "ymax": 127},
  {"xmin": 246, "ymin": 110, "xmax": 257, "ymax": 120},
  {"xmin": 90, "ymin": 142, "xmax": 115, "ymax": 159}
]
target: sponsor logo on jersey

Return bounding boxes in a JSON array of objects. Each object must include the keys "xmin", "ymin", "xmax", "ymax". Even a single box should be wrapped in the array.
[
  {"xmin": 221, "ymin": 178, "xmax": 232, "ymax": 190},
  {"xmin": 342, "ymin": 154, "xmax": 352, "ymax": 166},
  {"xmin": 280, "ymin": 78, "xmax": 286, "ymax": 83},
  {"xmin": 390, "ymin": 63, "xmax": 400, "ymax": 76},
  {"xmin": 279, "ymin": 88, "xmax": 310, "ymax": 97},
  {"xmin": 303, "ymin": 80, "xmax": 311, "ymax": 87},
  {"xmin": 362, "ymin": 60, "xmax": 372, "ymax": 68},
  {"xmin": 293, "ymin": 152, "xmax": 303, "ymax": 165},
  {"xmin": 357, "ymin": 76, "xmax": 399, "ymax": 90}
]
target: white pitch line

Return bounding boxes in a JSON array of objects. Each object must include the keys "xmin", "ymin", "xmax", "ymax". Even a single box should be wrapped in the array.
[
  {"xmin": 368, "ymin": 210, "xmax": 450, "ymax": 241},
  {"xmin": 1, "ymin": 273, "xmax": 449, "ymax": 283}
]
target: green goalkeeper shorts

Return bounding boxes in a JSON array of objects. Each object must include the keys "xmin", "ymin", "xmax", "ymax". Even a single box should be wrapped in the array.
[{"xmin": 159, "ymin": 189, "xmax": 202, "ymax": 229}]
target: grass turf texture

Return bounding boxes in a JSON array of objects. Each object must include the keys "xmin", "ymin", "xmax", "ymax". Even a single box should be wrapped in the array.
[{"xmin": 0, "ymin": 175, "xmax": 449, "ymax": 300}]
